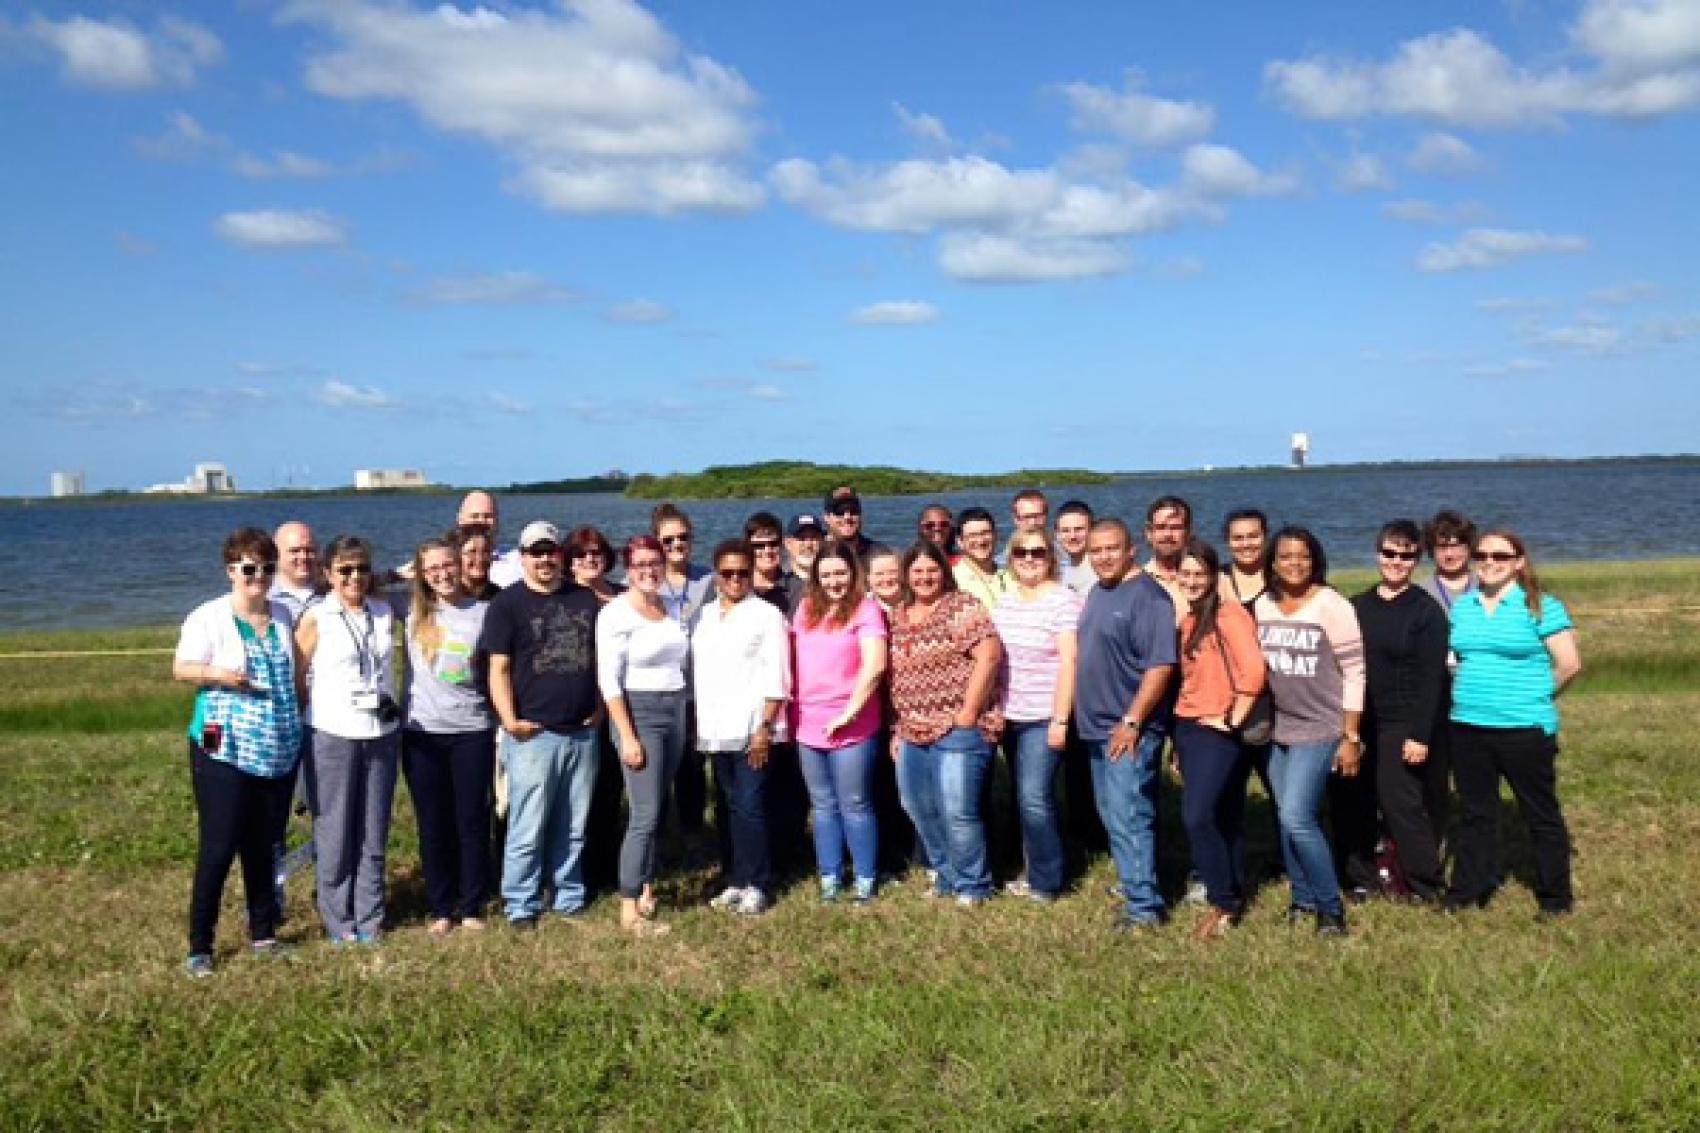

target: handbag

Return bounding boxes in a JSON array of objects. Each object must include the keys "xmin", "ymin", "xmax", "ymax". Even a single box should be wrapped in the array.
[{"xmin": 1212, "ymin": 622, "xmax": 1273, "ymax": 746}]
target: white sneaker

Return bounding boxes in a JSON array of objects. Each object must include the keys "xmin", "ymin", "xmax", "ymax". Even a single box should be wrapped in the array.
[
  {"xmin": 1183, "ymin": 879, "xmax": 1208, "ymax": 906},
  {"xmin": 733, "ymin": 889, "xmax": 770, "ymax": 917},
  {"xmin": 710, "ymin": 886, "xmax": 748, "ymax": 911}
]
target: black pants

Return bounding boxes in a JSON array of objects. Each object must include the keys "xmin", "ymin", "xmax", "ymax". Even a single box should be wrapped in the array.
[
  {"xmin": 583, "ymin": 719, "xmax": 624, "ymax": 893},
  {"xmin": 1372, "ymin": 720, "xmax": 1450, "ymax": 899},
  {"xmin": 872, "ymin": 732, "xmax": 919, "ymax": 874},
  {"xmin": 1060, "ymin": 725, "xmax": 1107, "ymax": 867},
  {"xmin": 671, "ymin": 717, "xmax": 707, "ymax": 834},
  {"xmin": 402, "ymin": 727, "xmax": 495, "ymax": 920},
  {"xmin": 1326, "ymin": 744, "xmax": 1380, "ymax": 894},
  {"xmin": 1448, "ymin": 723, "xmax": 1573, "ymax": 911},
  {"xmin": 188, "ymin": 743, "xmax": 294, "ymax": 955},
  {"xmin": 1244, "ymin": 741, "xmax": 1282, "ymax": 879},
  {"xmin": 764, "ymin": 741, "xmax": 811, "ymax": 876}
]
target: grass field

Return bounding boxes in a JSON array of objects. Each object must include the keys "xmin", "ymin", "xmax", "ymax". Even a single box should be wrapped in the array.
[{"xmin": 2, "ymin": 562, "xmax": 1697, "ymax": 1130}]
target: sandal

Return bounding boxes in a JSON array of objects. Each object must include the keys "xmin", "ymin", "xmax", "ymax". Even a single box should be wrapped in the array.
[
  {"xmin": 636, "ymin": 893, "xmax": 660, "ymax": 920},
  {"xmin": 428, "ymin": 918, "xmax": 453, "ymax": 937}
]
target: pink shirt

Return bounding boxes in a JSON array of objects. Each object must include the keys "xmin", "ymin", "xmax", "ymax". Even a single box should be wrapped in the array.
[
  {"xmin": 791, "ymin": 596, "xmax": 887, "ymax": 749},
  {"xmin": 992, "ymin": 584, "xmax": 1083, "ymax": 722}
]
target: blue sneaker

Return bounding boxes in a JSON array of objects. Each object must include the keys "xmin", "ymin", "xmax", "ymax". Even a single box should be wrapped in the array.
[{"xmin": 184, "ymin": 953, "xmax": 215, "ymax": 979}]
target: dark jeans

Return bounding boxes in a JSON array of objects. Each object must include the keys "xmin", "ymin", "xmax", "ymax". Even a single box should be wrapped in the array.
[
  {"xmin": 188, "ymin": 742, "xmax": 294, "ymax": 955},
  {"xmin": 872, "ymin": 731, "xmax": 920, "ymax": 875},
  {"xmin": 1245, "ymin": 740, "xmax": 1282, "ymax": 878},
  {"xmin": 1061, "ymin": 723, "xmax": 1107, "ymax": 865},
  {"xmin": 403, "ymin": 727, "xmax": 495, "ymax": 920},
  {"xmin": 763, "ymin": 741, "xmax": 811, "ymax": 876},
  {"xmin": 584, "ymin": 719, "xmax": 624, "ymax": 893},
  {"xmin": 671, "ymin": 716, "xmax": 707, "ymax": 834},
  {"xmin": 1372, "ymin": 719, "xmax": 1450, "ymax": 899},
  {"xmin": 1327, "ymin": 744, "xmax": 1380, "ymax": 893},
  {"xmin": 713, "ymin": 749, "xmax": 771, "ymax": 892},
  {"xmin": 1448, "ymin": 723, "xmax": 1573, "ymax": 912},
  {"xmin": 1175, "ymin": 721, "xmax": 1250, "ymax": 914}
]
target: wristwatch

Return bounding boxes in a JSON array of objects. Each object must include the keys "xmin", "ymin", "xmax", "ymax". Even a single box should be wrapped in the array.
[
  {"xmin": 1342, "ymin": 733, "xmax": 1362, "ymax": 745},
  {"xmin": 1121, "ymin": 716, "xmax": 1142, "ymax": 730}
]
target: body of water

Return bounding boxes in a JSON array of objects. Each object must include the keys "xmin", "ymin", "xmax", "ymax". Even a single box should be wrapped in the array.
[{"xmin": 3, "ymin": 461, "xmax": 1696, "ymax": 632}]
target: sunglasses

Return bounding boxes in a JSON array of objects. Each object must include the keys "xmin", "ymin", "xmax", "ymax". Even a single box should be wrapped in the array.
[
  {"xmin": 661, "ymin": 535, "xmax": 691, "ymax": 548},
  {"xmin": 919, "ymin": 521, "xmax": 952, "ymax": 532},
  {"xmin": 1009, "ymin": 546, "xmax": 1049, "ymax": 560},
  {"xmin": 524, "ymin": 545, "xmax": 560, "ymax": 558},
  {"xmin": 1473, "ymin": 550, "xmax": 1518, "ymax": 563},
  {"xmin": 827, "ymin": 504, "xmax": 861, "ymax": 517},
  {"xmin": 749, "ymin": 539, "xmax": 781, "ymax": 550},
  {"xmin": 717, "ymin": 568, "xmax": 753, "ymax": 581},
  {"xmin": 333, "ymin": 563, "xmax": 372, "ymax": 578},
  {"xmin": 1378, "ymin": 548, "xmax": 1419, "ymax": 561},
  {"xmin": 234, "ymin": 561, "xmax": 278, "ymax": 578},
  {"xmin": 569, "ymin": 548, "xmax": 604, "ymax": 560}
]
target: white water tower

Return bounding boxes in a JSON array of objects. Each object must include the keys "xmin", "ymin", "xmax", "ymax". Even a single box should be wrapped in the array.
[{"xmin": 1290, "ymin": 432, "xmax": 1309, "ymax": 469}]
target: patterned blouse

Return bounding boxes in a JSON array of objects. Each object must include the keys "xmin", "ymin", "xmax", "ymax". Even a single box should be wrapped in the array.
[{"xmin": 889, "ymin": 590, "xmax": 1004, "ymax": 746}]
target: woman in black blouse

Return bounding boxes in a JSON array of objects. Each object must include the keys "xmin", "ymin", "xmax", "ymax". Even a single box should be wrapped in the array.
[{"xmin": 1350, "ymin": 519, "xmax": 1451, "ymax": 901}]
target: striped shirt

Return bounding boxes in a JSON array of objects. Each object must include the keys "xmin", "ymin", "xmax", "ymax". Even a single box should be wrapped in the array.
[
  {"xmin": 1255, "ymin": 587, "xmax": 1366, "ymax": 746},
  {"xmin": 992, "ymin": 584, "xmax": 1083, "ymax": 723},
  {"xmin": 1450, "ymin": 584, "xmax": 1573, "ymax": 736}
]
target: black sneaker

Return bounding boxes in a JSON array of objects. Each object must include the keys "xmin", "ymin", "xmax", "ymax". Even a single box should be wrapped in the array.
[{"xmin": 1315, "ymin": 910, "xmax": 1348, "ymax": 937}]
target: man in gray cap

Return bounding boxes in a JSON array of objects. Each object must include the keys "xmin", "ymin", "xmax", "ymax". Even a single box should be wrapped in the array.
[{"xmin": 479, "ymin": 521, "xmax": 603, "ymax": 928}]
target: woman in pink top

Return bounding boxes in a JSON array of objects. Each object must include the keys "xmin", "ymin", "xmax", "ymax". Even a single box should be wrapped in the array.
[{"xmin": 791, "ymin": 539, "xmax": 889, "ymax": 903}]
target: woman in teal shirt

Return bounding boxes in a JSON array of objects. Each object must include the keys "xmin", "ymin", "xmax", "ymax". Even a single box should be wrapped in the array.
[{"xmin": 1444, "ymin": 529, "xmax": 1583, "ymax": 917}]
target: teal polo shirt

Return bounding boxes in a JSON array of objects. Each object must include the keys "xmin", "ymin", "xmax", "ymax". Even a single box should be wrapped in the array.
[{"xmin": 1449, "ymin": 583, "xmax": 1573, "ymax": 736}]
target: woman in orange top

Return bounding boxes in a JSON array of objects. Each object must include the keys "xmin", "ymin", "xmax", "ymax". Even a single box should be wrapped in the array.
[{"xmin": 1174, "ymin": 539, "xmax": 1266, "ymax": 940}]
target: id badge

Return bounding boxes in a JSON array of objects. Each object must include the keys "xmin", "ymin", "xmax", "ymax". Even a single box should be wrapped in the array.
[{"xmin": 350, "ymin": 688, "xmax": 380, "ymax": 712}]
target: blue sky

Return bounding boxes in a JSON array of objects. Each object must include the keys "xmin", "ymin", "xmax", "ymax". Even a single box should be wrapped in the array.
[{"xmin": 2, "ymin": 0, "xmax": 1697, "ymax": 495}]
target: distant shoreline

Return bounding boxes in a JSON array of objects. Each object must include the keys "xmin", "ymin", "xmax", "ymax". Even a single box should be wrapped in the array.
[{"xmin": 7, "ymin": 452, "xmax": 1695, "ymax": 506}]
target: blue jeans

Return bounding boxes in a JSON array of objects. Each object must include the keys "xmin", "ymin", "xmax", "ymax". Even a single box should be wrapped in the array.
[
  {"xmin": 897, "ymin": 727, "xmax": 993, "ymax": 899},
  {"xmin": 713, "ymin": 749, "xmax": 771, "ymax": 892},
  {"xmin": 1000, "ymin": 720, "xmax": 1066, "ymax": 895},
  {"xmin": 500, "ymin": 726, "xmax": 600, "ymax": 920},
  {"xmin": 798, "ymin": 736, "xmax": 879, "ymax": 884},
  {"xmin": 1268, "ymin": 738, "xmax": 1344, "ymax": 916},
  {"xmin": 1087, "ymin": 729, "xmax": 1165, "ymax": 923}
]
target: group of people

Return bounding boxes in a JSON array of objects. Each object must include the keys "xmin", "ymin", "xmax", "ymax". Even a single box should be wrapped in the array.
[{"xmin": 173, "ymin": 486, "xmax": 1583, "ymax": 975}]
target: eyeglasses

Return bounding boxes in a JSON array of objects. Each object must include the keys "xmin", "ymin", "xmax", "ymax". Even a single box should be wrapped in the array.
[
  {"xmin": 234, "ymin": 561, "xmax": 278, "ymax": 578},
  {"xmin": 628, "ymin": 558, "xmax": 664, "ymax": 571},
  {"xmin": 524, "ymin": 545, "xmax": 560, "ymax": 558},
  {"xmin": 1014, "ymin": 511, "xmax": 1046, "ymax": 523},
  {"xmin": 717, "ymin": 568, "xmax": 753, "ymax": 581},
  {"xmin": 919, "ymin": 521, "xmax": 952, "ymax": 532},
  {"xmin": 660, "ymin": 535, "xmax": 691, "ymax": 548},
  {"xmin": 1010, "ymin": 546, "xmax": 1049, "ymax": 560},
  {"xmin": 827, "ymin": 504, "xmax": 861, "ymax": 518},
  {"xmin": 569, "ymin": 548, "xmax": 604, "ymax": 561},
  {"xmin": 333, "ymin": 563, "xmax": 372, "ymax": 578},
  {"xmin": 1378, "ymin": 548, "xmax": 1419, "ymax": 562},
  {"xmin": 749, "ymin": 539, "xmax": 781, "ymax": 551},
  {"xmin": 1473, "ymin": 550, "xmax": 1518, "ymax": 563}
]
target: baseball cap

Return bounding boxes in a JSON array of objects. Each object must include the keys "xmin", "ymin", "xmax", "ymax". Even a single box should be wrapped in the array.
[
  {"xmin": 518, "ymin": 520, "xmax": 561, "ymax": 550},
  {"xmin": 787, "ymin": 514, "xmax": 824, "ymax": 538}
]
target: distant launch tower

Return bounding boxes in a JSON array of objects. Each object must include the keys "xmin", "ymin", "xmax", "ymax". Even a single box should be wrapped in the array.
[{"xmin": 1290, "ymin": 432, "xmax": 1309, "ymax": 469}]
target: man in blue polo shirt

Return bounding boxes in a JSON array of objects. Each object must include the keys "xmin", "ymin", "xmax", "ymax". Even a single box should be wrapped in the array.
[{"xmin": 1074, "ymin": 518, "xmax": 1177, "ymax": 931}]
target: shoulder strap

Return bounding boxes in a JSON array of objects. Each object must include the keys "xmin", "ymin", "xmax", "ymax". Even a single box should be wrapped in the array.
[{"xmin": 1211, "ymin": 621, "xmax": 1243, "ymax": 696}]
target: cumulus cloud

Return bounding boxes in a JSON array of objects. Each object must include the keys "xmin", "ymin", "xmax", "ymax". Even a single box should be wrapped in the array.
[
  {"xmin": 1416, "ymin": 227, "xmax": 1589, "ymax": 272},
  {"xmin": 486, "ymin": 391, "xmax": 532, "ymax": 414},
  {"xmin": 1588, "ymin": 280, "xmax": 1660, "ymax": 304},
  {"xmin": 1407, "ymin": 131, "xmax": 1485, "ymax": 174},
  {"xmin": 316, "ymin": 379, "xmax": 401, "ymax": 410},
  {"xmin": 132, "ymin": 110, "xmax": 227, "ymax": 161},
  {"xmin": 1182, "ymin": 144, "xmax": 1300, "ymax": 197},
  {"xmin": 1381, "ymin": 198, "xmax": 1489, "ymax": 225},
  {"xmin": 287, "ymin": 0, "xmax": 764, "ymax": 217},
  {"xmin": 850, "ymin": 300, "xmax": 939, "ymax": 325},
  {"xmin": 214, "ymin": 209, "xmax": 348, "ymax": 249},
  {"xmin": 894, "ymin": 102, "xmax": 953, "ymax": 149},
  {"xmin": 606, "ymin": 298, "xmax": 674, "ymax": 324},
  {"xmin": 1057, "ymin": 72, "xmax": 1216, "ymax": 148},
  {"xmin": 26, "ymin": 14, "xmax": 222, "ymax": 90},
  {"xmin": 937, "ymin": 233, "xmax": 1132, "ymax": 282},
  {"xmin": 1266, "ymin": 10, "xmax": 1700, "ymax": 127},
  {"xmin": 1529, "ymin": 322, "xmax": 1626, "ymax": 353},
  {"xmin": 407, "ymin": 271, "xmax": 576, "ymax": 305},
  {"xmin": 232, "ymin": 151, "xmax": 335, "ymax": 179},
  {"xmin": 1337, "ymin": 152, "xmax": 1395, "ymax": 192},
  {"xmin": 1464, "ymin": 357, "xmax": 1550, "ymax": 377},
  {"xmin": 746, "ymin": 383, "xmax": 787, "ymax": 401}
]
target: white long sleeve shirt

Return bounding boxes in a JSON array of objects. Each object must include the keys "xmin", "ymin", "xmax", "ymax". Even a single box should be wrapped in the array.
[{"xmin": 689, "ymin": 594, "xmax": 792, "ymax": 751}]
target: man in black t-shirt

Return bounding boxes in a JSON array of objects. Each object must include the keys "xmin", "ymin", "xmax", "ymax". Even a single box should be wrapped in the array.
[{"xmin": 480, "ymin": 521, "xmax": 603, "ymax": 928}]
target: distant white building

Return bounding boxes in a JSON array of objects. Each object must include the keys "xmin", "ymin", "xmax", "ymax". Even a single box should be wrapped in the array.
[
  {"xmin": 146, "ymin": 462, "xmax": 237, "ymax": 494},
  {"xmin": 1290, "ymin": 432, "xmax": 1310, "ymax": 470},
  {"xmin": 354, "ymin": 468, "xmax": 429, "ymax": 490},
  {"xmin": 50, "ymin": 471, "xmax": 85, "ymax": 498}
]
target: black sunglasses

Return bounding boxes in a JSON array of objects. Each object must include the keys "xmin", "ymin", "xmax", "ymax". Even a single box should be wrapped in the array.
[
  {"xmin": 234, "ymin": 561, "xmax": 278, "ymax": 578},
  {"xmin": 1009, "ymin": 546, "xmax": 1049, "ymax": 560},
  {"xmin": 1472, "ymin": 550, "xmax": 1518, "ymax": 563},
  {"xmin": 717, "ymin": 568, "xmax": 753, "ymax": 581},
  {"xmin": 333, "ymin": 563, "xmax": 372, "ymax": 578},
  {"xmin": 1378, "ymin": 548, "xmax": 1419, "ymax": 561},
  {"xmin": 828, "ymin": 503, "xmax": 862, "ymax": 517},
  {"xmin": 661, "ymin": 534, "xmax": 691, "ymax": 548}
]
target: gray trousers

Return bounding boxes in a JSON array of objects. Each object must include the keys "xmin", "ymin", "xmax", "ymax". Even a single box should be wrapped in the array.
[
  {"xmin": 616, "ymin": 691, "xmax": 687, "ymax": 898},
  {"xmin": 305, "ymin": 728, "xmax": 400, "ymax": 939}
]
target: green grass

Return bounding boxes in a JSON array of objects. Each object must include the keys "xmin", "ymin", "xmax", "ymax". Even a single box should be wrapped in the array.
[{"xmin": 1, "ymin": 565, "xmax": 1698, "ymax": 1129}]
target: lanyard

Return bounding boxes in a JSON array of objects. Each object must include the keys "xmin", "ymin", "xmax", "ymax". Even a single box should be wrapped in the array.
[{"xmin": 337, "ymin": 606, "xmax": 378, "ymax": 684}]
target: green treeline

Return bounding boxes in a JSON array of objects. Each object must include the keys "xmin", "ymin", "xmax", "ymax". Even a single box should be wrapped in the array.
[{"xmin": 621, "ymin": 461, "xmax": 1114, "ymax": 500}]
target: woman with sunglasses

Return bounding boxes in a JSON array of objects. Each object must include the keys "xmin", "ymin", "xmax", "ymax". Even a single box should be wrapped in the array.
[
  {"xmin": 1444, "ymin": 530, "xmax": 1582, "ymax": 918},
  {"xmin": 791, "ymin": 539, "xmax": 889, "ymax": 903},
  {"xmin": 598, "ymin": 535, "xmax": 691, "ymax": 936},
  {"xmin": 400, "ymin": 537, "xmax": 495, "ymax": 935},
  {"xmin": 1173, "ymin": 539, "xmax": 1264, "ymax": 939},
  {"xmin": 989, "ymin": 529, "xmax": 1081, "ymax": 903},
  {"xmin": 1351, "ymin": 520, "xmax": 1451, "ymax": 903},
  {"xmin": 1254, "ymin": 527, "xmax": 1365, "ymax": 936},
  {"xmin": 172, "ymin": 527, "xmax": 305, "ymax": 977},
  {"xmin": 651, "ymin": 503, "xmax": 713, "ymax": 840},
  {"xmin": 296, "ymin": 535, "xmax": 401, "ymax": 945},
  {"xmin": 565, "ymin": 525, "xmax": 624, "ymax": 603},
  {"xmin": 449, "ymin": 524, "xmax": 500, "ymax": 601}
]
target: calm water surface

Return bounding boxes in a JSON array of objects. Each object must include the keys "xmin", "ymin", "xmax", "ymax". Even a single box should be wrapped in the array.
[{"xmin": 2, "ymin": 462, "xmax": 1695, "ymax": 632}]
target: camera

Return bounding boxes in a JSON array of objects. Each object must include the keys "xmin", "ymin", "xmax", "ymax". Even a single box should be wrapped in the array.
[{"xmin": 377, "ymin": 693, "xmax": 401, "ymax": 725}]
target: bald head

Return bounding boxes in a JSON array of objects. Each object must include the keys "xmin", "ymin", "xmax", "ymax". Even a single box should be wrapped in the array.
[
  {"xmin": 458, "ymin": 491, "xmax": 499, "ymax": 536},
  {"xmin": 274, "ymin": 521, "xmax": 318, "ymax": 587}
]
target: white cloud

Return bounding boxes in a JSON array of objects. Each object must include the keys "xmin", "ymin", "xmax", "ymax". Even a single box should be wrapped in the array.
[
  {"xmin": 1641, "ymin": 314, "xmax": 1700, "ymax": 342},
  {"xmin": 27, "ymin": 14, "xmax": 222, "ymax": 91},
  {"xmin": 214, "ymin": 209, "xmax": 348, "ymax": 249},
  {"xmin": 1337, "ymin": 152, "xmax": 1395, "ymax": 192},
  {"xmin": 133, "ymin": 111, "xmax": 227, "ymax": 161},
  {"xmin": 1476, "ymin": 296, "xmax": 1553, "ymax": 315},
  {"xmin": 772, "ymin": 156, "xmax": 1059, "ymax": 235},
  {"xmin": 850, "ymin": 300, "xmax": 939, "ymax": 325},
  {"xmin": 1530, "ymin": 322, "xmax": 1626, "ymax": 352},
  {"xmin": 763, "ymin": 355, "xmax": 817, "ymax": 373},
  {"xmin": 486, "ymin": 392, "xmax": 532, "ymax": 414},
  {"xmin": 1182, "ymin": 144, "xmax": 1300, "ymax": 197},
  {"xmin": 606, "ymin": 298, "xmax": 674, "ymax": 324},
  {"xmin": 937, "ymin": 233, "xmax": 1132, "ymax": 282},
  {"xmin": 746, "ymin": 383, "xmax": 787, "ymax": 401},
  {"xmin": 1381, "ymin": 198, "xmax": 1489, "ymax": 225},
  {"xmin": 1407, "ymin": 131, "xmax": 1485, "ymax": 174},
  {"xmin": 289, "ymin": 0, "xmax": 764, "ymax": 217},
  {"xmin": 1058, "ymin": 73, "xmax": 1216, "ymax": 148},
  {"xmin": 1464, "ymin": 357, "xmax": 1550, "ymax": 377},
  {"xmin": 408, "ymin": 271, "xmax": 576, "ymax": 305},
  {"xmin": 1416, "ymin": 227, "xmax": 1589, "ymax": 272},
  {"xmin": 893, "ymin": 102, "xmax": 953, "ymax": 149},
  {"xmin": 1266, "ymin": 19, "xmax": 1700, "ymax": 127},
  {"xmin": 1588, "ymin": 280, "xmax": 1660, "ymax": 304},
  {"xmin": 233, "ymin": 151, "xmax": 335, "ymax": 179},
  {"xmin": 316, "ymin": 379, "xmax": 401, "ymax": 410}
]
